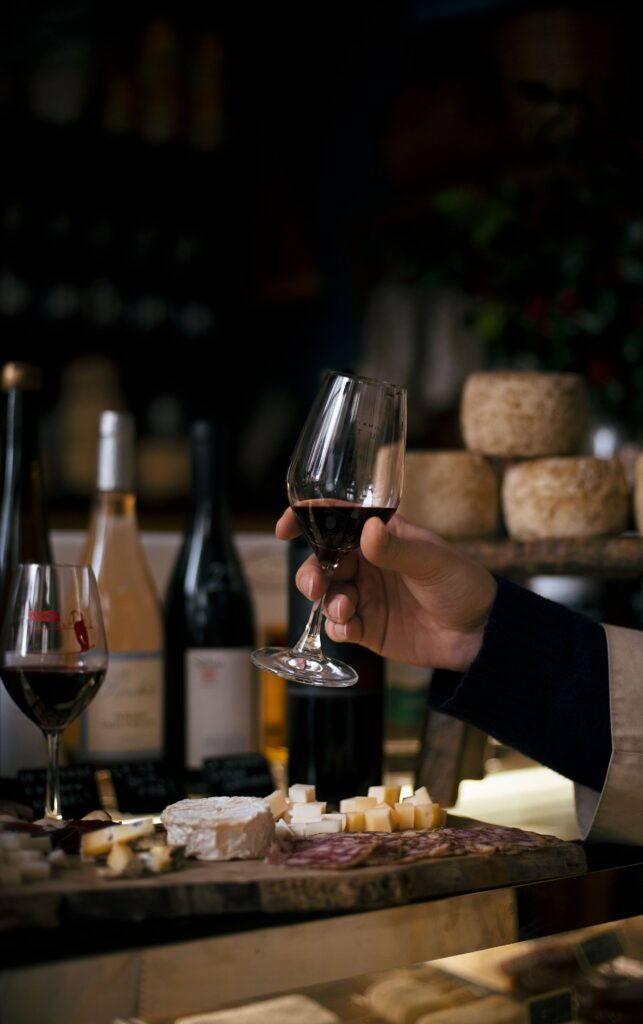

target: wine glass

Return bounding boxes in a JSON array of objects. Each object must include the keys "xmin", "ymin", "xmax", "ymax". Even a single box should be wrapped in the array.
[
  {"xmin": 252, "ymin": 371, "xmax": 406, "ymax": 687},
  {"xmin": 0, "ymin": 563, "xmax": 108, "ymax": 819}
]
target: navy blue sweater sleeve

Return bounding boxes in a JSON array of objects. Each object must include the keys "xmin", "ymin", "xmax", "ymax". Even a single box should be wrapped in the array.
[{"xmin": 427, "ymin": 575, "xmax": 611, "ymax": 792}]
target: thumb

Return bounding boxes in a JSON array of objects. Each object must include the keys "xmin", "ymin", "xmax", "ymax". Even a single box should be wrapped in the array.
[{"xmin": 361, "ymin": 516, "xmax": 448, "ymax": 581}]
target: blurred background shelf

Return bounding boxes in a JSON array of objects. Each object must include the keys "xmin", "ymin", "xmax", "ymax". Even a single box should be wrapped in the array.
[{"xmin": 458, "ymin": 533, "xmax": 643, "ymax": 577}]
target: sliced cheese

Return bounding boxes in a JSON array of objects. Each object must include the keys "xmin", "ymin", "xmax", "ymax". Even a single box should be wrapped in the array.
[{"xmin": 81, "ymin": 818, "xmax": 155, "ymax": 858}]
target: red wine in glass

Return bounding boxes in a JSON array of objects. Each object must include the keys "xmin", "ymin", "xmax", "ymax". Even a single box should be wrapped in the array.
[
  {"xmin": 1, "ymin": 663, "xmax": 106, "ymax": 732},
  {"xmin": 252, "ymin": 371, "xmax": 406, "ymax": 688},
  {"xmin": 292, "ymin": 500, "xmax": 396, "ymax": 566}
]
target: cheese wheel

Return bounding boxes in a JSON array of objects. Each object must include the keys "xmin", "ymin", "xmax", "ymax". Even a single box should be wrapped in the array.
[
  {"xmin": 397, "ymin": 451, "xmax": 499, "ymax": 539},
  {"xmin": 461, "ymin": 371, "xmax": 588, "ymax": 456},
  {"xmin": 502, "ymin": 457, "xmax": 629, "ymax": 540},
  {"xmin": 161, "ymin": 796, "xmax": 275, "ymax": 861}
]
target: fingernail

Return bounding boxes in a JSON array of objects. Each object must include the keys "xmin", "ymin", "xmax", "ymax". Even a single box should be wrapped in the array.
[{"xmin": 305, "ymin": 575, "xmax": 315, "ymax": 599}]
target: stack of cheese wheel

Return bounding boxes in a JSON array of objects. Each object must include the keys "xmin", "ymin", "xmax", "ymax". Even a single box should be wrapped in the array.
[
  {"xmin": 460, "ymin": 371, "xmax": 629, "ymax": 540},
  {"xmin": 397, "ymin": 450, "xmax": 500, "ymax": 539}
]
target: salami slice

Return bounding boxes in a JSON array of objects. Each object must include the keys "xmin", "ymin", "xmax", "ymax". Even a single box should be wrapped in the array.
[
  {"xmin": 267, "ymin": 832, "xmax": 380, "ymax": 869},
  {"xmin": 362, "ymin": 831, "xmax": 458, "ymax": 866}
]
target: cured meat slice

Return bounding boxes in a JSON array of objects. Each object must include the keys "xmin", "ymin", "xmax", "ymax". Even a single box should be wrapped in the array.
[
  {"xmin": 267, "ymin": 832, "xmax": 379, "ymax": 869},
  {"xmin": 363, "ymin": 831, "xmax": 458, "ymax": 866}
]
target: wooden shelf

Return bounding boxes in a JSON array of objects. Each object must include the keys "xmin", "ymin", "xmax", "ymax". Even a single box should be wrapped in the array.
[{"xmin": 457, "ymin": 534, "xmax": 643, "ymax": 578}]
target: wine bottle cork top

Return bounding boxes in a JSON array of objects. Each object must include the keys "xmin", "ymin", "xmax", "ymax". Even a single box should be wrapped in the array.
[
  {"xmin": 2, "ymin": 362, "xmax": 42, "ymax": 391},
  {"xmin": 97, "ymin": 410, "xmax": 135, "ymax": 492}
]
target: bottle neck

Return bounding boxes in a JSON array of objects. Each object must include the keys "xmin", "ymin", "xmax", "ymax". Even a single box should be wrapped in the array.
[{"xmin": 191, "ymin": 431, "xmax": 228, "ymax": 534}]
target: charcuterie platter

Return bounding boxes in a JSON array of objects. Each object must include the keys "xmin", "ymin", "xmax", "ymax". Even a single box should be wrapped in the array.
[{"xmin": 0, "ymin": 809, "xmax": 586, "ymax": 931}]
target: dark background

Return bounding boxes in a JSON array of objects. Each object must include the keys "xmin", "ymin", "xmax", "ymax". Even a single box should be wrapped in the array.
[{"xmin": 2, "ymin": 0, "xmax": 643, "ymax": 526}]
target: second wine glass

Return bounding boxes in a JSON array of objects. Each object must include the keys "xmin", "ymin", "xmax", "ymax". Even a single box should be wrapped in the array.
[
  {"xmin": 252, "ymin": 371, "xmax": 406, "ymax": 687},
  {"xmin": 0, "ymin": 563, "xmax": 107, "ymax": 819}
]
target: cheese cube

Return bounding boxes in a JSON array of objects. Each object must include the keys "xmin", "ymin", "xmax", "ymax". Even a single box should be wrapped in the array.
[
  {"xmin": 364, "ymin": 804, "xmax": 395, "ymax": 832},
  {"xmin": 414, "ymin": 803, "xmax": 446, "ymax": 829},
  {"xmin": 139, "ymin": 845, "xmax": 175, "ymax": 874},
  {"xmin": 264, "ymin": 790, "xmax": 289, "ymax": 821},
  {"xmin": 291, "ymin": 801, "xmax": 327, "ymax": 823},
  {"xmin": 20, "ymin": 860, "xmax": 52, "ymax": 882},
  {"xmin": 322, "ymin": 813, "xmax": 346, "ymax": 831},
  {"xmin": 367, "ymin": 785, "xmax": 401, "ymax": 807},
  {"xmin": 339, "ymin": 796, "xmax": 377, "ymax": 813},
  {"xmin": 288, "ymin": 783, "xmax": 316, "ymax": 803},
  {"xmin": 302, "ymin": 819, "xmax": 342, "ymax": 836},
  {"xmin": 413, "ymin": 786, "xmax": 433, "ymax": 805},
  {"xmin": 393, "ymin": 802, "xmax": 415, "ymax": 830},
  {"xmin": 345, "ymin": 811, "xmax": 366, "ymax": 832}
]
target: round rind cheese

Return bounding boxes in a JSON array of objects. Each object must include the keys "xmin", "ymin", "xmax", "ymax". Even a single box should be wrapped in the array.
[
  {"xmin": 461, "ymin": 371, "xmax": 588, "ymax": 457},
  {"xmin": 502, "ymin": 456, "xmax": 629, "ymax": 540},
  {"xmin": 398, "ymin": 450, "xmax": 499, "ymax": 539},
  {"xmin": 161, "ymin": 796, "xmax": 275, "ymax": 861}
]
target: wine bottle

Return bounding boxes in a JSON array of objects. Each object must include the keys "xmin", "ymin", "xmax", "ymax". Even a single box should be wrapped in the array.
[
  {"xmin": 286, "ymin": 535, "xmax": 384, "ymax": 807},
  {"xmin": 0, "ymin": 362, "xmax": 52, "ymax": 777},
  {"xmin": 164, "ymin": 421, "xmax": 256, "ymax": 784},
  {"xmin": 79, "ymin": 411, "xmax": 164, "ymax": 762}
]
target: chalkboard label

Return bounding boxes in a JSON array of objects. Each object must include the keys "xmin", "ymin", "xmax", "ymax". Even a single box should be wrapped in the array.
[
  {"xmin": 108, "ymin": 760, "xmax": 185, "ymax": 814},
  {"xmin": 17, "ymin": 765, "xmax": 101, "ymax": 820},
  {"xmin": 575, "ymin": 929, "xmax": 625, "ymax": 972},
  {"xmin": 203, "ymin": 753, "xmax": 274, "ymax": 798},
  {"xmin": 526, "ymin": 988, "xmax": 577, "ymax": 1024}
]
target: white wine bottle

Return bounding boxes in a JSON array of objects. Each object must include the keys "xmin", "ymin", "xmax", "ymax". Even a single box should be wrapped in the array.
[{"xmin": 79, "ymin": 411, "xmax": 164, "ymax": 762}]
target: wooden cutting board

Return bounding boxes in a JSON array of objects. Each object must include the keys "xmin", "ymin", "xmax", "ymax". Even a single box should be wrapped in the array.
[{"xmin": 0, "ymin": 819, "xmax": 586, "ymax": 931}]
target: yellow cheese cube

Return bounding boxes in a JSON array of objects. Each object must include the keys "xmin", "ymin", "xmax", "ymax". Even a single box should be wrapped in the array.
[
  {"xmin": 367, "ymin": 785, "xmax": 401, "ymax": 807},
  {"xmin": 264, "ymin": 790, "xmax": 289, "ymax": 821},
  {"xmin": 393, "ymin": 802, "xmax": 415, "ymax": 830},
  {"xmin": 345, "ymin": 811, "xmax": 365, "ymax": 832},
  {"xmin": 364, "ymin": 804, "xmax": 394, "ymax": 832},
  {"xmin": 414, "ymin": 803, "xmax": 446, "ymax": 829},
  {"xmin": 339, "ymin": 796, "xmax": 377, "ymax": 812}
]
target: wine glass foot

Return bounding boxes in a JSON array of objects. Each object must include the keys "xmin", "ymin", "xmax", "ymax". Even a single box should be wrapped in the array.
[{"xmin": 251, "ymin": 646, "xmax": 358, "ymax": 687}]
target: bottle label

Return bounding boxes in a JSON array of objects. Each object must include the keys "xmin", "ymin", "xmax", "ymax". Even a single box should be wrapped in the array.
[
  {"xmin": 81, "ymin": 652, "xmax": 164, "ymax": 761},
  {"xmin": 186, "ymin": 648, "xmax": 253, "ymax": 769}
]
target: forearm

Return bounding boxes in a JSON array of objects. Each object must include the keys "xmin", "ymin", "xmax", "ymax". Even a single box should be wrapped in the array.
[{"xmin": 427, "ymin": 575, "xmax": 611, "ymax": 792}]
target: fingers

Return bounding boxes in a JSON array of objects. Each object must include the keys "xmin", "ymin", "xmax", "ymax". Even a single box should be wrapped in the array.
[
  {"xmin": 275, "ymin": 507, "xmax": 301, "ymax": 540},
  {"xmin": 361, "ymin": 514, "xmax": 453, "ymax": 580},
  {"xmin": 326, "ymin": 614, "xmax": 364, "ymax": 644}
]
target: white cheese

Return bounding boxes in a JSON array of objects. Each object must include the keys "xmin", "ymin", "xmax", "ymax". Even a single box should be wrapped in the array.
[
  {"xmin": 339, "ymin": 796, "xmax": 377, "ymax": 812},
  {"xmin": 290, "ymin": 801, "xmax": 327, "ymax": 822},
  {"xmin": 288, "ymin": 783, "xmax": 316, "ymax": 803},
  {"xmin": 161, "ymin": 797, "xmax": 275, "ymax": 862}
]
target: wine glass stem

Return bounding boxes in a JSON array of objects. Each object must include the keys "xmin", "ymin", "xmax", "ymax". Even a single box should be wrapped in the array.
[
  {"xmin": 44, "ymin": 731, "xmax": 62, "ymax": 820},
  {"xmin": 292, "ymin": 565, "xmax": 335, "ymax": 658}
]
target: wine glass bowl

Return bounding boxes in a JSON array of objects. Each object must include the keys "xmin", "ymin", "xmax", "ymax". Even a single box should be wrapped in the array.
[
  {"xmin": 252, "ymin": 371, "xmax": 406, "ymax": 687},
  {"xmin": 0, "ymin": 563, "xmax": 107, "ymax": 819}
]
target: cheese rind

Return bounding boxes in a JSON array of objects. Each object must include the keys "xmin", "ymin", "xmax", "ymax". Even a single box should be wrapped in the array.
[{"xmin": 161, "ymin": 797, "xmax": 274, "ymax": 861}]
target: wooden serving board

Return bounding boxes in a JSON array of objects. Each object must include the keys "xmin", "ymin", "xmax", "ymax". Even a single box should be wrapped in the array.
[{"xmin": 0, "ymin": 820, "xmax": 586, "ymax": 932}]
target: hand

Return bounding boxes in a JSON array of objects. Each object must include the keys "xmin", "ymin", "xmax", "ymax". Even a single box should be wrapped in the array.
[{"xmin": 276, "ymin": 509, "xmax": 497, "ymax": 672}]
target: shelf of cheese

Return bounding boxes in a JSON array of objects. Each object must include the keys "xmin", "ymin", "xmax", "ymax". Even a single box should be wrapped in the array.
[{"xmin": 266, "ymin": 783, "xmax": 447, "ymax": 838}]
